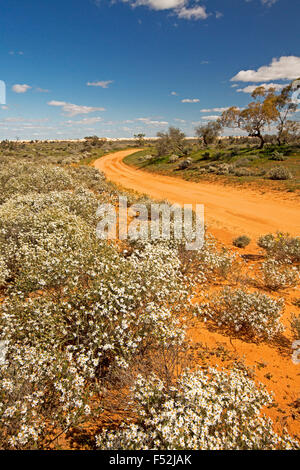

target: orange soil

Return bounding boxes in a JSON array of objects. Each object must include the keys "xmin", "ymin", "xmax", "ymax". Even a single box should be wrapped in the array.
[{"xmin": 93, "ymin": 149, "xmax": 300, "ymax": 441}]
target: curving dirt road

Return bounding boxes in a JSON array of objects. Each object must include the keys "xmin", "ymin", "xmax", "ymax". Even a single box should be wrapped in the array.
[{"xmin": 94, "ymin": 149, "xmax": 300, "ymax": 245}]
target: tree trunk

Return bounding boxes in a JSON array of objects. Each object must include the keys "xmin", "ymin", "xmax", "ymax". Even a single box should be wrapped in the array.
[
  {"xmin": 258, "ymin": 134, "xmax": 265, "ymax": 149},
  {"xmin": 249, "ymin": 132, "xmax": 265, "ymax": 149}
]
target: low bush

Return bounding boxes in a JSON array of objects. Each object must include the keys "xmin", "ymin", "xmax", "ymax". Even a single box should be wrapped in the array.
[
  {"xmin": 258, "ymin": 259, "xmax": 299, "ymax": 291},
  {"xmin": 0, "ymin": 344, "xmax": 91, "ymax": 449},
  {"xmin": 267, "ymin": 167, "xmax": 293, "ymax": 180},
  {"xmin": 234, "ymin": 158, "xmax": 251, "ymax": 167},
  {"xmin": 232, "ymin": 167, "xmax": 253, "ymax": 177},
  {"xmin": 270, "ymin": 151, "xmax": 287, "ymax": 161},
  {"xmin": 197, "ymin": 287, "xmax": 284, "ymax": 340},
  {"xmin": 258, "ymin": 232, "xmax": 300, "ymax": 262},
  {"xmin": 96, "ymin": 368, "xmax": 298, "ymax": 450},
  {"xmin": 233, "ymin": 235, "xmax": 251, "ymax": 248},
  {"xmin": 178, "ymin": 158, "xmax": 192, "ymax": 170}
]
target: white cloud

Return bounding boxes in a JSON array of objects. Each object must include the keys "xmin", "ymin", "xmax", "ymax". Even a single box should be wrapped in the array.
[
  {"xmin": 87, "ymin": 80, "xmax": 114, "ymax": 88},
  {"xmin": 1, "ymin": 105, "xmax": 8, "ymax": 110},
  {"xmin": 174, "ymin": 118, "xmax": 186, "ymax": 123},
  {"xmin": 236, "ymin": 83, "xmax": 286, "ymax": 93},
  {"xmin": 36, "ymin": 88, "xmax": 50, "ymax": 93},
  {"xmin": 118, "ymin": 0, "xmax": 210, "ymax": 20},
  {"xmin": 136, "ymin": 117, "xmax": 168, "ymax": 126},
  {"xmin": 132, "ymin": 0, "xmax": 185, "ymax": 11},
  {"xmin": 182, "ymin": 98, "xmax": 200, "ymax": 103},
  {"xmin": 201, "ymin": 115, "xmax": 220, "ymax": 121},
  {"xmin": 48, "ymin": 100, "xmax": 106, "ymax": 116},
  {"xmin": 200, "ymin": 107, "xmax": 230, "ymax": 113},
  {"xmin": 171, "ymin": 91, "xmax": 178, "ymax": 95},
  {"xmin": 9, "ymin": 51, "xmax": 24, "ymax": 56},
  {"xmin": 261, "ymin": 0, "xmax": 278, "ymax": 6},
  {"xmin": 12, "ymin": 84, "xmax": 31, "ymax": 93},
  {"xmin": 231, "ymin": 56, "xmax": 300, "ymax": 83},
  {"xmin": 65, "ymin": 117, "xmax": 103, "ymax": 125},
  {"xmin": 177, "ymin": 5, "xmax": 208, "ymax": 20},
  {"xmin": 3, "ymin": 117, "xmax": 24, "ymax": 122},
  {"xmin": 215, "ymin": 11, "xmax": 223, "ymax": 19}
]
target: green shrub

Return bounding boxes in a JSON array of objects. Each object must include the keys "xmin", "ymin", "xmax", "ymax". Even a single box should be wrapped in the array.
[
  {"xmin": 233, "ymin": 236, "xmax": 251, "ymax": 248},
  {"xmin": 234, "ymin": 158, "xmax": 251, "ymax": 167},
  {"xmin": 178, "ymin": 158, "xmax": 192, "ymax": 170},
  {"xmin": 270, "ymin": 151, "xmax": 287, "ymax": 161},
  {"xmin": 232, "ymin": 167, "xmax": 253, "ymax": 177},
  {"xmin": 267, "ymin": 167, "xmax": 292, "ymax": 180}
]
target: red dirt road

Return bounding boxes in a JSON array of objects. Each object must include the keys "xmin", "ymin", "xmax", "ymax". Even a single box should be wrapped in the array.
[{"xmin": 94, "ymin": 149, "xmax": 300, "ymax": 244}]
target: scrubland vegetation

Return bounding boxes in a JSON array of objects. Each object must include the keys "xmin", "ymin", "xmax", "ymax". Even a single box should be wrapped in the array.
[
  {"xmin": 0, "ymin": 138, "xmax": 299, "ymax": 450},
  {"xmin": 126, "ymin": 81, "xmax": 300, "ymax": 193},
  {"xmin": 125, "ymin": 138, "xmax": 300, "ymax": 193}
]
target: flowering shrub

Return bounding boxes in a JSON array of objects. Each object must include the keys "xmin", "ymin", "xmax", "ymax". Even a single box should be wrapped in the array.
[
  {"xmin": 96, "ymin": 368, "xmax": 298, "ymax": 450},
  {"xmin": 0, "ymin": 343, "xmax": 91, "ymax": 450},
  {"xmin": 0, "ymin": 255, "xmax": 9, "ymax": 287},
  {"xmin": 258, "ymin": 232, "xmax": 300, "ymax": 263},
  {"xmin": 178, "ymin": 238, "xmax": 236, "ymax": 282},
  {"xmin": 0, "ymin": 198, "xmax": 99, "ymax": 292},
  {"xmin": 1, "ymin": 239, "xmax": 187, "ymax": 376},
  {"xmin": 0, "ymin": 159, "xmax": 200, "ymax": 448},
  {"xmin": 0, "ymin": 163, "xmax": 74, "ymax": 204},
  {"xmin": 197, "ymin": 287, "xmax": 284, "ymax": 340},
  {"xmin": 258, "ymin": 258, "xmax": 299, "ymax": 291}
]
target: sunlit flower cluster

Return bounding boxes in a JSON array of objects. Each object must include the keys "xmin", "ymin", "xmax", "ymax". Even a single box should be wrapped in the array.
[
  {"xmin": 259, "ymin": 258, "xmax": 299, "ymax": 291},
  {"xmin": 0, "ymin": 343, "xmax": 90, "ymax": 449},
  {"xmin": 96, "ymin": 368, "xmax": 299, "ymax": 450},
  {"xmin": 197, "ymin": 287, "xmax": 284, "ymax": 340},
  {"xmin": 258, "ymin": 232, "xmax": 300, "ymax": 263}
]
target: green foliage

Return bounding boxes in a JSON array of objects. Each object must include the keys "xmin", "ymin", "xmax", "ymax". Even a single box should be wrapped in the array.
[
  {"xmin": 270, "ymin": 151, "xmax": 287, "ymax": 161},
  {"xmin": 155, "ymin": 127, "xmax": 186, "ymax": 157},
  {"xmin": 233, "ymin": 235, "xmax": 251, "ymax": 248},
  {"xmin": 195, "ymin": 121, "xmax": 222, "ymax": 147}
]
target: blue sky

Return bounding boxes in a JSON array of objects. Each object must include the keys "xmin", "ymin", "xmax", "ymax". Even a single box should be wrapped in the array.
[{"xmin": 0, "ymin": 0, "xmax": 299, "ymax": 139}]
